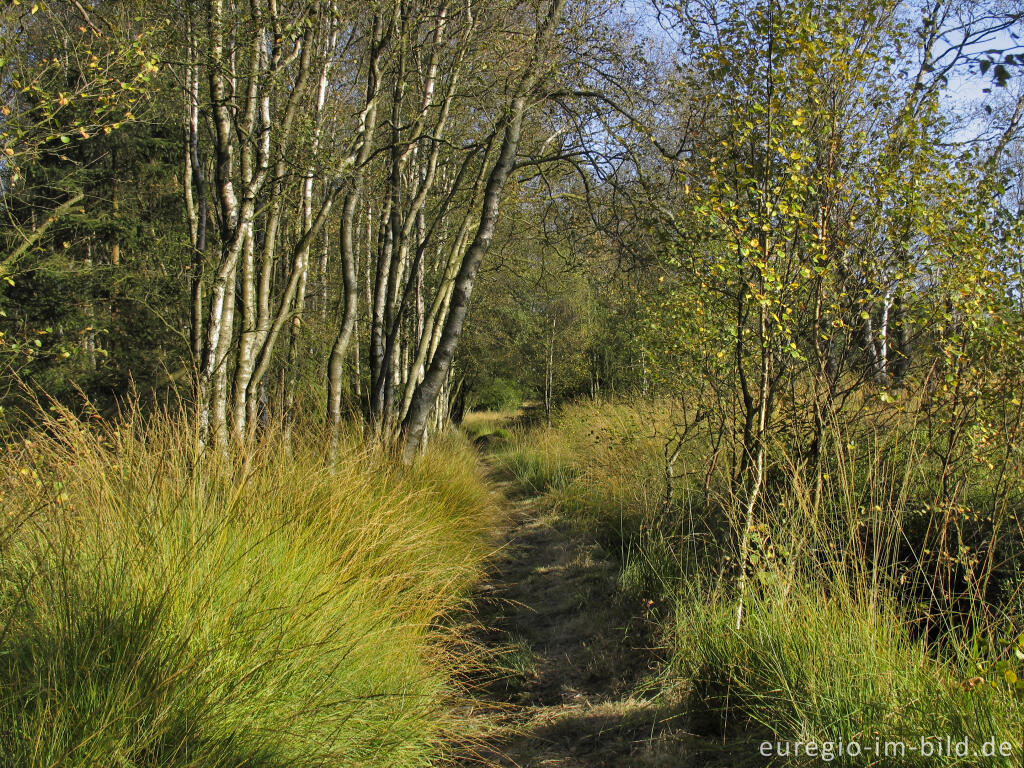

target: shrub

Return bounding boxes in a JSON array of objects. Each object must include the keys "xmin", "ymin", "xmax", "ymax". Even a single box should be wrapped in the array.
[{"xmin": 469, "ymin": 377, "xmax": 524, "ymax": 413}]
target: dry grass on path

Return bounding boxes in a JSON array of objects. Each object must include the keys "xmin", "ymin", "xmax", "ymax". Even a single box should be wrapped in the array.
[{"xmin": 451, "ymin": 465, "xmax": 765, "ymax": 768}]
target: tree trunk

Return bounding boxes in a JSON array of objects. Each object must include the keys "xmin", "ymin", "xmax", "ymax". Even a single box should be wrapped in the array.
[
  {"xmin": 545, "ymin": 316, "xmax": 556, "ymax": 427},
  {"xmin": 399, "ymin": 0, "xmax": 567, "ymax": 460},
  {"xmin": 400, "ymin": 95, "xmax": 529, "ymax": 461}
]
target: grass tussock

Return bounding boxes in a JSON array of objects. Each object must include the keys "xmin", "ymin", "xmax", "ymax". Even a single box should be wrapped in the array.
[
  {"xmin": 674, "ymin": 581, "xmax": 1020, "ymax": 762},
  {"xmin": 494, "ymin": 402, "xmax": 663, "ymax": 539},
  {"xmin": 494, "ymin": 426, "xmax": 576, "ymax": 495},
  {"xmin": 461, "ymin": 410, "xmax": 518, "ymax": 442},
  {"xmin": 502, "ymin": 397, "xmax": 1024, "ymax": 763},
  {"xmin": 0, "ymin": 408, "xmax": 496, "ymax": 768}
]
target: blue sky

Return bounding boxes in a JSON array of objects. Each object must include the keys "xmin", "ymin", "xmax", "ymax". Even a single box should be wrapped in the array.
[{"xmin": 609, "ymin": 0, "xmax": 1023, "ymax": 144}]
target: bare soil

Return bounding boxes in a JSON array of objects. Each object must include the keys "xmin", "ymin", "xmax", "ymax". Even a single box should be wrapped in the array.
[{"xmin": 452, "ymin": 476, "xmax": 757, "ymax": 767}]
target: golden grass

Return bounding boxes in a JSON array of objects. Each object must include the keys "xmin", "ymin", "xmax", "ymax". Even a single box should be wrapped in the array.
[{"xmin": 0, "ymin": 407, "xmax": 497, "ymax": 767}]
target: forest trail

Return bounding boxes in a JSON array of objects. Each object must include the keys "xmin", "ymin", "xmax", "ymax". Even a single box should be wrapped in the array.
[{"xmin": 455, "ymin": 468, "xmax": 742, "ymax": 768}]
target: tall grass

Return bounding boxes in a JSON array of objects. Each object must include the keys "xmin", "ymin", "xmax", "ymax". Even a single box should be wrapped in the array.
[
  {"xmin": 494, "ymin": 402, "xmax": 664, "ymax": 541},
  {"xmin": 493, "ymin": 425, "xmax": 577, "ymax": 495},
  {"xmin": 0, "ymin": 408, "xmax": 496, "ymax": 767},
  {"xmin": 673, "ymin": 580, "xmax": 1020, "ymax": 765},
  {"xmin": 503, "ymin": 397, "xmax": 1024, "ymax": 763}
]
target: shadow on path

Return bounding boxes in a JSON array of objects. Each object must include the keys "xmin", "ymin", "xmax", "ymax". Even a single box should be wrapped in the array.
[{"xmin": 454, "ymin": 475, "xmax": 737, "ymax": 768}]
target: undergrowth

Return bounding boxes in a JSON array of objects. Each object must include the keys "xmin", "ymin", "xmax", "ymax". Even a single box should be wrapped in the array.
[{"xmin": 497, "ymin": 397, "xmax": 1024, "ymax": 765}]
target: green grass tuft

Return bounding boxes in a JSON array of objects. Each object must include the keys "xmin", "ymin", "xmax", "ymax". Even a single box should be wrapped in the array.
[
  {"xmin": 0, "ymin": 409, "xmax": 496, "ymax": 767},
  {"xmin": 673, "ymin": 580, "xmax": 1022, "ymax": 762}
]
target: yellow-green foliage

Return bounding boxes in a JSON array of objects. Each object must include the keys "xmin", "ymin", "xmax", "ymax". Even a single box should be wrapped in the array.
[{"xmin": 0, "ymin": 411, "xmax": 495, "ymax": 767}]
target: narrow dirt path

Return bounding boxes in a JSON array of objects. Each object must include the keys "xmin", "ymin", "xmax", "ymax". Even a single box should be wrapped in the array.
[{"xmin": 455, "ymin": 477, "xmax": 714, "ymax": 768}]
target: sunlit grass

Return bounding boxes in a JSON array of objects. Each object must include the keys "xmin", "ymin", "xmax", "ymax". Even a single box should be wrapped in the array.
[
  {"xmin": 0, "ymin": 408, "xmax": 496, "ymax": 767},
  {"xmin": 503, "ymin": 396, "xmax": 1024, "ymax": 764},
  {"xmin": 461, "ymin": 409, "xmax": 520, "ymax": 443},
  {"xmin": 673, "ymin": 579, "xmax": 1023, "ymax": 764},
  {"xmin": 492, "ymin": 426, "xmax": 577, "ymax": 494},
  {"xmin": 493, "ymin": 401, "xmax": 667, "ymax": 550}
]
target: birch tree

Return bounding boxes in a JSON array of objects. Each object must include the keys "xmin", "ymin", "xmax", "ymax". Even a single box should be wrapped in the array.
[
  {"xmin": 316, "ymin": 0, "xmax": 571, "ymax": 458},
  {"xmin": 185, "ymin": 0, "xmax": 368, "ymax": 446}
]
